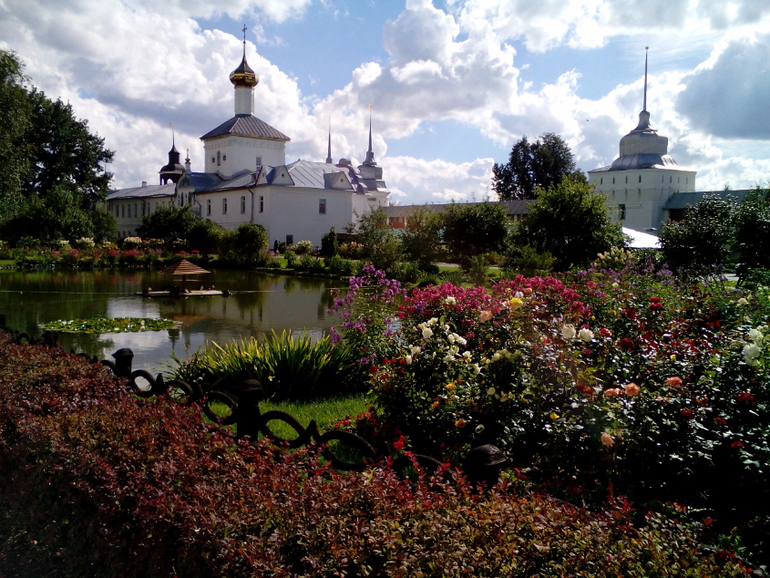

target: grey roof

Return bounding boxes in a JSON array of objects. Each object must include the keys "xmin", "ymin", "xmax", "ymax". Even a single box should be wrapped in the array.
[
  {"xmin": 107, "ymin": 183, "xmax": 176, "ymax": 201},
  {"xmin": 662, "ymin": 190, "xmax": 753, "ymax": 210},
  {"xmin": 590, "ymin": 153, "xmax": 682, "ymax": 173},
  {"xmin": 207, "ymin": 170, "xmax": 257, "ymax": 191},
  {"xmin": 285, "ymin": 160, "xmax": 357, "ymax": 190},
  {"xmin": 383, "ymin": 200, "xmax": 531, "ymax": 219},
  {"xmin": 200, "ymin": 115, "xmax": 290, "ymax": 141}
]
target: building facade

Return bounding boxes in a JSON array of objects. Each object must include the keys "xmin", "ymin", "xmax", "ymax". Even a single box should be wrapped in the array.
[{"xmin": 107, "ymin": 44, "xmax": 389, "ymax": 246}]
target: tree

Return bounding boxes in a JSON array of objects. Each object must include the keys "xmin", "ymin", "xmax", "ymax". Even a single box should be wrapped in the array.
[
  {"xmin": 233, "ymin": 223, "xmax": 268, "ymax": 263},
  {"xmin": 443, "ymin": 202, "xmax": 509, "ymax": 259},
  {"xmin": 137, "ymin": 205, "xmax": 199, "ymax": 244},
  {"xmin": 493, "ymin": 133, "xmax": 583, "ymax": 200},
  {"xmin": 0, "ymin": 49, "xmax": 114, "ymax": 243},
  {"xmin": 659, "ymin": 195, "xmax": 735, "ymax": 276},
  {"xmin": 347, "ymin": 208, "xmax": 402, "ymax": 271},
  {"xmin": 733, "ymin": 187, "xmax": 770, "ymax": 278},
  {"xmin": 512, "ymin": 176, "xmax": 624, "ymax": 270},
  {"xmin": 400, "ymin": 207, "xmax": 444, "ymax": 268},
  {"xmin": 0, "ymin": 49, "xmax": 31, "ymax": 222},
  {"xmin": 320, "ymin": 227, "xmax": 339, "ymax": 257}
]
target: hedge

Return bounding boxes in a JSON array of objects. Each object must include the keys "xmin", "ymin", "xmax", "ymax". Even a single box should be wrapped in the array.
[{"xmin": 0, "ymin": 335, "xmax": 753, "ymax": 577}]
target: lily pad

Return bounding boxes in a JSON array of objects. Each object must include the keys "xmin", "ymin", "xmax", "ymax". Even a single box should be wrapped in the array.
[{"xmin": 41, "ymin": 317, "xmax": 178, "ymax": 334}]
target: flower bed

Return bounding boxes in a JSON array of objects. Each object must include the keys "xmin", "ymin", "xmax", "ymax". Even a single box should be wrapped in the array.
[
  {"xmin": 355, "ymin": 264, "xmax": 770, "ymax": 566},
  {"xmin": 0, "ymin": 335, "xmax": 751, "ymax": 576}
]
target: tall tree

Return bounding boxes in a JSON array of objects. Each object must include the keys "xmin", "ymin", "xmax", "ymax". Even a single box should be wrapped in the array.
[
  {"xmin": 0, "ymin": 50, "xmax": 31, "ymax": 222},
  {"xmin": 0, "ymin": 49, "xmax": 114, "ymax": 243},
  {"xmin": 493, "ymin": 132, "xmax": 583, "ymax": 200},
  {"xmin": 512, "ymin": 176, "xmax": 624, "ymax": 270},
  {"xmin": 443, "ymin": 201, "xmax": 509, "ymax": 259}
]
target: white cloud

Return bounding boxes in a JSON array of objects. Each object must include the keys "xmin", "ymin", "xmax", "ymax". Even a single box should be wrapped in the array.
[{"xmin": 383, "ymin": 156, "xmax": 495, "ymax": 204}]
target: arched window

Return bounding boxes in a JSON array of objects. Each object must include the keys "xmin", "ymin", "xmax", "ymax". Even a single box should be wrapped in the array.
[
  {"xmin": 217, "ymin": 151, "xmax": 221, "ymax": 166},
  {"xmin": 638, "ymin": 175, "xmax": 642, "ymax": 183}
]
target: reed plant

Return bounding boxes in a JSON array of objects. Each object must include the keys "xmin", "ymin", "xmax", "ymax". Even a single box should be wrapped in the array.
[{"xmin": 171, "ymin": 330, "xmax": 365, "ymax": 401}]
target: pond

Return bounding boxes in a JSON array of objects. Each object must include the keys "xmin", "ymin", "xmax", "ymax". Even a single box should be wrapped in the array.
[{"xmin": 0, "ymin": 269, "xmax": 347, "ymax": 376}]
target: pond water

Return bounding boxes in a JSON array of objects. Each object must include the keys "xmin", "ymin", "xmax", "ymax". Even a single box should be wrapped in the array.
[{"xmin": 0, "ymin": 269, "xmax": 347, "ymax": 376}]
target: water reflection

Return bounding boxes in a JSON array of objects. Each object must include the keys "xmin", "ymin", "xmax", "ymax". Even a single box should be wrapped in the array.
[{"xmin": 0, "ymin": 269, "xmax": 347, "ymax": 375}]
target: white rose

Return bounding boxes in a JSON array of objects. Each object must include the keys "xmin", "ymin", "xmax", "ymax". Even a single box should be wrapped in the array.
[
  {"xmin": 578, "ymin": 328, "xmax": 594, "ymax": 342},
  {"xmin": 422, "ymin": 327, "xmax": 433, "ymax": 339},
  {"xmin": 561, "ymin": 324, "xmax": 577, "ymax": 340}
]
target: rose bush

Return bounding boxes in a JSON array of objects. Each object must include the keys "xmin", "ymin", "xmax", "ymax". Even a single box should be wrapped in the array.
[{"xmin": 351, "ymin": 262, "xmax": 770, "ymax": 565}]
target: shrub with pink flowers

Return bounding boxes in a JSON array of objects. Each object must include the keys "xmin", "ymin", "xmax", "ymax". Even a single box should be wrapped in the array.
[{"xmin": 353, "ymin": 263, "xmax": 770, "ymax": 565}]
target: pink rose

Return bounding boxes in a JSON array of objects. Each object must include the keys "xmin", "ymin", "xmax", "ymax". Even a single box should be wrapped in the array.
[
  {"xmin": 604, "ymin": 388, "xmax": 622, "ymax": 397},
  {"xmin": 624, "ymin": 383, "xmax": 641, "ymax": 397}
]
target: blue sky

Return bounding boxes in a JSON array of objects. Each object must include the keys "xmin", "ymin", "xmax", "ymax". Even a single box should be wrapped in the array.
[{"xmin": 2, "ymin": 0, "xmax": 770, "ymax": 203}]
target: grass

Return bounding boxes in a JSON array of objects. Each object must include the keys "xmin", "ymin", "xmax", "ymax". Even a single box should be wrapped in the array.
[{"xmin": 205, "ymin": 393, "xmax": 374, "ymax": 440}]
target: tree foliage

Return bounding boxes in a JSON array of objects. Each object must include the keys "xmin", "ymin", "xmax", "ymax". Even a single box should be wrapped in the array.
[
  {"xmin": 659, "ymin": 195, "xmax": 735, "ymax": 276},
  {"xmin": 733, "ymin": 187, "xmax": 770, "ymax": 277},
  {"xmin": 137, "ymin": 205, "xmax": 200, "ymax": 244},
  {"xmin": 347, "ymin": 208, "xmax": 402, "ymax": 271},
  {"xmin": 0, "ymin": 49, "xmax": 114, "ymax": 243},
  {"xmin": 400, "ymin": 207, "xmax": 444, "ymax": 267},
  {"xmin": 512, "ymin": 177, "xmax": 623, "ymax": 270},
  {"xmin": 443, "ymin": 202, "xmax": 509, "ymax": 259},
  {"xmin": 493, "ymin": 133, "xmax": 583, "ymax": 200}
]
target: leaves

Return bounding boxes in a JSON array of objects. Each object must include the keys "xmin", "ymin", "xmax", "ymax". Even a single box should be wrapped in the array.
[{"xmin": 41, "ymin": 316, "xmax": 177, "ymax": 334}]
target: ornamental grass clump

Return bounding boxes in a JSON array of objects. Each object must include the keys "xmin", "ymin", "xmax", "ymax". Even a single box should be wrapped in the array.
[
  {"xmin": 0, "ymin": 334, "xmax": 752, "ymax": 576},
  {"xmin": 172, "ymin": 330, "xmax": 365, "ymax": 401}
]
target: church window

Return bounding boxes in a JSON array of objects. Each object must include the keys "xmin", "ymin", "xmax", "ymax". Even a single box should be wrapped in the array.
[
  {"xmin": 217, "ymin": 151, "xmax": 221, "ymax": 166},
  {"xmin": 207, "ymin": 199, "xmax": 211, "ymax": 216},
  {"xmin": 223, "ymin": 155, "xmax": 226, "ymax": 162},
  {"xmin": 611, "ymin": 190, "xmax": 615, "ymax": 199},
  {"xmin": 133, "ymin": 203, "xmax": 137, "ymax": 217},
  {"xmin": 211, "ymin": 157, "xmax": 215, "ymax": 163},
  {"xmin": 600, "ymin": 178, "xmax": 603, "ymax": 185},
  {"xmin": 256, "ymin": 156, "xmax": 262, "ymax": 170},
  {"xmin": 625, "ymin": 176, "xmax": 628, "ymax": 184},
  {"xmin": 141, "ymin": 201, "xmax": 145, "ymax": 216},
  {"xmin": 222, "ymin": 198, "xmax": 228, "ymax": 214},
  {"xmin": 612, "ymin": 177, "xmax": 615, "ymax": 184},
  {"xmin": 286, "ymin": 234, "xmax": 294, "ymax": 246},
  {"xmin": 240, "ymin": 196, "xmax": 246, "ymax": 213},
  {"xmin": 638, "ymin": 175, "xmax": 642, "ymax": 183},
  {"xmin": 618, "ymin": 204, "xmax": 626, "ymax": 221},
  {"xmin": 259, "ymin": 196, "xmax": 264, "ymax": 213},
  {"xmin": 319, "ymin": 199, "xmax": 326, "ymax": 215},
  {"xmin": 121, "ymin": 205, "xmax": 125, "ymax": 218}
]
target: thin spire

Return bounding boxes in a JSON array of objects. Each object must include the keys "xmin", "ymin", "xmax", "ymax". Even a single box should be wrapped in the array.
[
  {"xmin": 364, "ymin": 104, "xmax": 376, "ymax": 165},
  {"xmin": 242, "ymin": 23, "xmax": 247, "ymax": 58},
  {"xmin": 326, "ymin": 116, "xmax": 333, "ymax": 164},
  {"xmin": 169, "ymin": 121, "xmax": 177, "ymax": 149},
  {"xmin": 643, "ymin": 46, "xmax": 649, "ymax": 112}
]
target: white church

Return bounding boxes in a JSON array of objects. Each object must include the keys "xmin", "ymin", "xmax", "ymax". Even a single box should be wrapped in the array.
[{"xmin": 107, "ymin": 41, "xmax": 390, "ymax": 247}]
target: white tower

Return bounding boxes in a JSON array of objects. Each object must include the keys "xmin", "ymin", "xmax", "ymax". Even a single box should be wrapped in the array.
[{"xmin": 588, "ymin": 49, "xmax": 695, "ymax": 232}]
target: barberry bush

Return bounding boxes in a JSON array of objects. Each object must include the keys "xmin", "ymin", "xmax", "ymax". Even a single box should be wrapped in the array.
[{"xmin": 0, "ymin": 334, "xmax": 752, "ymax": 576}]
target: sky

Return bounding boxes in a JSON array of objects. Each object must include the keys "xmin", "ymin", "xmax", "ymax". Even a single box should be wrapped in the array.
[{"xmin": 2, "ymin": 0, "xmax": 770, "ymax": 205}]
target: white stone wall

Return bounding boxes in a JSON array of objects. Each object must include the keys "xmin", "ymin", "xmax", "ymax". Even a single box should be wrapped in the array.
[
  {"xmin": 204, "ymin": 136, "xmax": 286, "ymax": 177},
  {"xmin": 589, "ymin": 168, "xmax": 695, "ymax": 231}
]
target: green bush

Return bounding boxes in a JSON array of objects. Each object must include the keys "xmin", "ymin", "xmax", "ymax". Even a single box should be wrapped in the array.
[{"xmin": 320, "ymin": 227, "xmax": 339, "ymax": 257}]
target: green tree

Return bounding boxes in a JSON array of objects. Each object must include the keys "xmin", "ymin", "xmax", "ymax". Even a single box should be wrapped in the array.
[
  {"xmin": 659, "ymin": 195, "xmax": 735, "ymax": 276},
  {"xmin": 234, "ymin": 223, "xmax": 268, "ymax": 263},
  {"xmin": 733, "ymin": 187, "xmax": 770, "ymax": 279},
  {"xmin": 0, "ymin": 50, "xmax": 114, "ymax": 243},
  {"xmin": 320, "ymin": 227, "xmax": 339, "ymax": 257},
  {"xmin": 493, "ymin": 133, "xmax": 584, "ymax": 200},
  {"xmin": 0, "ymin": 49, "xmax": 31, "ymax": 222},
  {"xmin": 347, "ymin": 208, "xmax": 402, "ymax": 271},
  {"xmin": 188, "ymin": 219, "xmax": 224, "ymax": 255},
  {"xmin": 137, "ymin": 205, "xmax": 199, "ymax": 244},
  {"xmin": 512, "ymin": 177, "xmax": 623, "ymax": 270},
  {"xmin": 400, "ymin": 207, "xmax": 444, "ymax": 268},
  {"xmin": 443, "ymin": 201, "xmax": 509, "ymax": 259}
]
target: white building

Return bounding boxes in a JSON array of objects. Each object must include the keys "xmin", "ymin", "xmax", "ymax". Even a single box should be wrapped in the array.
[
  {"xmin": 107, "ymin": 42, "xmax": 389, "ymax": 246},
  {"xmin": 588, "ymin": 53, "xmax": 696, "ymax": 232}
]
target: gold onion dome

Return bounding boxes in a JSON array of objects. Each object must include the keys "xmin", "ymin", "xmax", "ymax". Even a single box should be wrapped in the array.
[{"xmin": 230, "ymin": 53, "xmax": 259, "ymax": 88}]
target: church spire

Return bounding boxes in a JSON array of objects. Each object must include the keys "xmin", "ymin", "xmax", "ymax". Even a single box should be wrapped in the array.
[
  {"xmin": 159, "ymin": 123, "xmax": 185, "ymax": 184},
  {"xmin": 326, "ymin": 117, "xmax": 333, "ymax": 164},
  {"xmin": 363, "ymin": 104, "xmax": 376, "ymax": 166},
  {"xmin": 230, "ymin": 24, "xmax": 259, "ymax": 116},
  {"xmin": 643, "ymin": 46, "xmax": 649, "ymax": 112}
]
